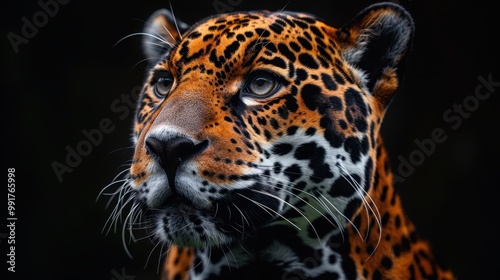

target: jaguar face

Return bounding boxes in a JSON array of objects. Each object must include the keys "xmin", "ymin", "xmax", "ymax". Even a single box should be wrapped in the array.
[{"xmin": 122, "ymin": 7, "xmax": 411, "ymax": 249}]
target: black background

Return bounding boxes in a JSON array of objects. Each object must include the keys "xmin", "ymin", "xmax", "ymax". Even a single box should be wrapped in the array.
[{"xmin": 2, "ymin": 0, "xmax": 499, "ymax": 279}]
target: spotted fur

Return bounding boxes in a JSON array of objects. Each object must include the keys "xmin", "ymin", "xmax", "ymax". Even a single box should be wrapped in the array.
[{"xmin": 107, "ymin": 2, "xmax": 454, "ymax": 279}]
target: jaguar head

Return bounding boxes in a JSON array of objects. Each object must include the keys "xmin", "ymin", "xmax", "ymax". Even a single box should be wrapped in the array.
[{"xmin": 123, "ymin": 4, "xmax": 413, "ymax": 248}]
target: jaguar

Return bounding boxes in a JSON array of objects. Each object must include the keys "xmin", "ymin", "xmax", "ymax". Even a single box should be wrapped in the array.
[{"xmin": 105, "ymin": 2, "xmax": 455, "ymax": 279}]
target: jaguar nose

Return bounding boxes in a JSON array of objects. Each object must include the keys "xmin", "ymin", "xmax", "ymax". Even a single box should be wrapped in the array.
[{"xmin": 145, "ymin": 136, "xmax": 208, "ymax": 189}]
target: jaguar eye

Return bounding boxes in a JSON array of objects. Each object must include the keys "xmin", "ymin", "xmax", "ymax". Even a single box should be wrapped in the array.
[
  {"xmin": 154, "ymin": 73, "xmax": 174, "ymax": 98},
  {"xmin": 244, "ymin": 71, "xmax": 280, "ymax": 98}
]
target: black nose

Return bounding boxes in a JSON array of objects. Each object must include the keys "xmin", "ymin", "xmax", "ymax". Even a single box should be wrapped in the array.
[{"xmin": 145, "ymin": 136, "xmax": 207, "ymax": 188}]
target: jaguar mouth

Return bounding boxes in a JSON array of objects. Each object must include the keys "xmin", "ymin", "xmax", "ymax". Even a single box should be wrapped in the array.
[{"xmin": 162, "ymin": 194, "xmax": 205, "ymax": 213}]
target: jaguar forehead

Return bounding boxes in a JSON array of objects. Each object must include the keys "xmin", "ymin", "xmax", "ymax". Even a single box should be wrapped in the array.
[{"xmin": 164, "ymin": 11, "xmax": 337, "ymax": 73}]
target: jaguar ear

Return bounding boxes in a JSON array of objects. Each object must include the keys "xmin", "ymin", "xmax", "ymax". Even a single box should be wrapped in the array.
[
  {"xmin": 142, "ymin": 9, "xmax": 190, "ymax": 60},
  {"xmin": 338, "ymin": 2, "xmax": 414, "ymax": 107}
]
